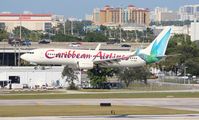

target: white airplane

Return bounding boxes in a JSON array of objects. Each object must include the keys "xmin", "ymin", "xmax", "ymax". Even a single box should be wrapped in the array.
[{"xmin": 21, "ymin": 27, "xmax": 172, "ymax": 69}]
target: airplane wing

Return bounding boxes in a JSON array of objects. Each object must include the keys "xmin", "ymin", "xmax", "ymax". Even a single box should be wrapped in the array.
[
  {"xmin": 156, "ymin": 54, "xmax": 181, "ymax": 59},
  {"xmin": 93, "ymin": 54, "xmax": 135, "ymax": 67},
  {"xmin": 155, "ymin": 54, "xmax": 181, "ymax": 63},
  {"xmin": 93, "ymin": 58, "xmax": 123, "ymax": 66}
]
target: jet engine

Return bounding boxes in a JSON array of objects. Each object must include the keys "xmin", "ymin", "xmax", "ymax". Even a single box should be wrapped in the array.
[{"xmin": 77, "ymin": 61, "xmax": 94, "ymax": 69}]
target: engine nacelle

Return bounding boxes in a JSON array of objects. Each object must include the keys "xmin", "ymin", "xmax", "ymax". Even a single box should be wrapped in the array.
[{"xmin": 77, "ymin": 61, "xmax": 94, "ymax": 69}]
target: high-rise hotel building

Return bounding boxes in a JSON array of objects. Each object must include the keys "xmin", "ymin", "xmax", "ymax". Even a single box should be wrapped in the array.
[
  {"xmin": 92, "ymin": 5, "xmax": 150, "ymax": 26},
  {"xmin": 179, "ymin": 4, "xmax": 199, "ymax": 21}
]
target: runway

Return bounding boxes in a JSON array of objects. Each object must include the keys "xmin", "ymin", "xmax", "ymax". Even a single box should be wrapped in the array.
[
  {"xmin": 1, "ymin": 98, "xmax": 199, "ymax": 112},
  {"xmin": 1, "ymin": 114, "xmax": 199, "ymax": 120}
]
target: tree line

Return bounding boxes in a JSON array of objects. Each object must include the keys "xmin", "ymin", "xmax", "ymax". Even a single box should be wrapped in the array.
[
  {"xmin": 0, "ymin": 20, "xmax": 154, "ymax": 43},
  {"xmin": 62, "ymin": 66, "xmax": 151, "ymax": 89}
]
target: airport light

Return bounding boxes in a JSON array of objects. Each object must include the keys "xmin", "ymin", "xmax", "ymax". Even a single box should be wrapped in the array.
[
  {"xmin": 19, "ymin": 14, "xmax": 22, "ymax": 40},
  {"xmin": 2, "ymin": 39, "xmax": 6, "ymax": 65},
  {"xmin": 162, "ymin": 65, "xmax": 165, "ymax": 83},
  {"xmin": 18, "ymin": 47, "xmax": 21, "ymax": 66},
  {"xmin": 68, "ymin": 17, "xmax": 74, "ymax": 35},
  {"xmin": 71, "ymin": 20, "xmax": 73, "ymax": 35},
  {"xmin": 184, "ymin": 66, "xmax": 188, "ymax": 84},
  {"xmin": 17, "ymin": 14, "xmax": 22, "ymax": 66},
  {"xmin": 63, "ymin": 17, "xmax": 66, "ymax": 35},
  {"xmin": 14, "ymin": 40, "xmax": 17, "ymax": 66},
  {"xmin": 134, "ymin": 30, "xmax": 138, "ymax": 42},
  {"xmin": 119, "ymin": 24, "xmax": 122, "ymax": 43}
]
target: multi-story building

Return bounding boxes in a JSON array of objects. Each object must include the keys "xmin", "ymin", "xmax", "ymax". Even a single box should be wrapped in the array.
[
  {"xmin": 92, "ymin": 5, "xmax": 150, "ymax": 27},
  {"xmin": 153, "ymin": 25, "xmax": 190, "ymax": 36},
  {"xmin": 85, "ymin": 14, "xmax": 93, "ymax": 21},
  {"xmin": 154, "ymin": 7, "xmax": 180, "ymax": 22},
  {"xmin": 93, "ymin": 8, "xmax": 100, "ymax": 25},
  {"xmin": 179, "ymin": 4, "xmax": 199, "ymax": 21},
  {"xmin": 154, "ymin": 7, "xmax": 168, "ymax": 22},
  {"xmin": 0, "ymin": 12, "xmax": 53, "ymax": 32},
  {"xmin": 126, "ymin": 5, "xmax": 150, "ymax": 26},
  {"xmin": 191, "ymin": 22, "xmax": 199, "ymax": 42},
  {"xmin": 160, "ymin": 12, "xmax": 180, "ymax": 21}
]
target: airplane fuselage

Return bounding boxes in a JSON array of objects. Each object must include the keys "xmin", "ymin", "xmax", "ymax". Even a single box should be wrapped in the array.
[{"xmin": 21, "ymin": 49, "xmax": 146, "ymax": 69}]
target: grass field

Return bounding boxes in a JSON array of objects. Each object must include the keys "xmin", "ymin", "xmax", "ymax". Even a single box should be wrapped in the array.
[
  {"xmin": 1, "ymin": 90, "xmax": 65, "ymax": 94},
  {"xmin": 160, "ymin": 79, "xmax": 198, "ymax": 84},
  {"xmin": 127, "ymin": 83, "xmax": 194, "ymax": 90},
  {"xmin": 80, "ymin": 83, "xmax": 193, "ymax": 92},
  {"xmin": 0, "ymin": 105, "xmax": 197, "ymax": 117},
  {"xmin": 0, "ymin": 92, "xmax": 199, "ymax": 99}
]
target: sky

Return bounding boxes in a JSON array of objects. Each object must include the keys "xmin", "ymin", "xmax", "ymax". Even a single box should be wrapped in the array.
[{"xmin": 0, "ymin": 0, "xmax": 198, "ymax": 19}]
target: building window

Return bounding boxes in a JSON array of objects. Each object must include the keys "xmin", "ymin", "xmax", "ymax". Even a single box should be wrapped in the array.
[
  {"xmin": 186, "ymin": 7, "xmax": 193, "ymax": 14},
  {"xmin": 196, "ymin": 7, "xmax": 199, "ymax": 12},
  {"xmin": 9, "ymin": 76, "xmax": 20, "ymax": 84}
]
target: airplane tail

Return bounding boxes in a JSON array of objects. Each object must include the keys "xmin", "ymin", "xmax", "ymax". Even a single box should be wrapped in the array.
[{"xmin": 140, "ymin": 27, "xmax": 172, "ymax": 57}]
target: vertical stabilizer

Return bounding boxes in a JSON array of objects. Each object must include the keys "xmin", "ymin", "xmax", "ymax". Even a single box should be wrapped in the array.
[{"xmin": 141, "ymin": 27, "xmax": 172, "ymax": 56}]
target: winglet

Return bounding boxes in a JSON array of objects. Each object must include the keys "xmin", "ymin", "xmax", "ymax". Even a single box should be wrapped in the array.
[{"xmin": 95, "ymin": 43, "xmax": 101, "ymax": 51}]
